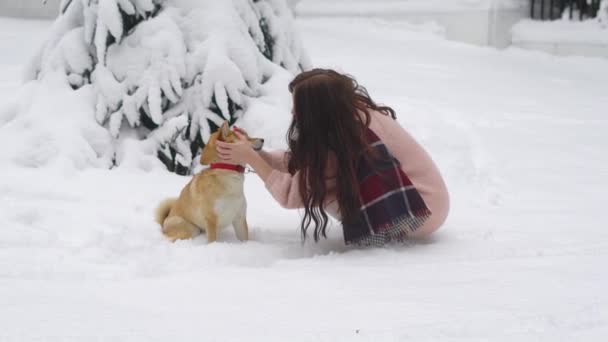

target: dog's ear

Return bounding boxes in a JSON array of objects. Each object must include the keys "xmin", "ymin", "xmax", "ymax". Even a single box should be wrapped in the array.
[
  {"xmin": 220, "ymin": 121, "xmax": 230, "ymax": 140},
  {"xmin": 200, "ymin": 132, "xmax": 219, "ymax": 165}
]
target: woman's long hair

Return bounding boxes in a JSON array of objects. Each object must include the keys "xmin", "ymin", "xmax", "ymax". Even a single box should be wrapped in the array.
[{"xmin": 287, "ymin": 69, "xmax": 396, "ymax": 241}]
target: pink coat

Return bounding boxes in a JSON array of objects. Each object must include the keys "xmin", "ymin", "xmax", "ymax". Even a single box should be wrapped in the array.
[{"xmin": 260, "ymin": 110, "xmax": 450, "ymax": 238}]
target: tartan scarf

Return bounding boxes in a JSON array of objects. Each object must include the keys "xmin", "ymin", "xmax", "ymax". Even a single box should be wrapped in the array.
[{"xmin": 342, "ymin": 128, "xmax": 432, "ymax": 246}]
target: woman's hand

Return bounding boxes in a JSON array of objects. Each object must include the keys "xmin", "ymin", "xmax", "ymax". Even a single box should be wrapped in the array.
[{"xmin": 216, "ymin": 131, "xmax": 256, "ymax": 165}]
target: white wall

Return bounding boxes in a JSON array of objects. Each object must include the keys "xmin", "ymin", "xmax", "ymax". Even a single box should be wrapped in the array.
[
  {"xmin": 490, "ymin": 5, "xmax": 531, "ymax": 47},
  {"xmin": 383, "ymin": 7, "xmax": 529, "ymax": 48},
  {"xmin": 0, "ymin": 0, "xmax": 60, "ymax": 19}
]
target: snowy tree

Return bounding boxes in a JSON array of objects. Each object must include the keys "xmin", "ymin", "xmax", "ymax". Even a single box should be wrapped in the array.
[{"xmin": 27, "ymin": 0, "xmax": 310, "ymax": 174}]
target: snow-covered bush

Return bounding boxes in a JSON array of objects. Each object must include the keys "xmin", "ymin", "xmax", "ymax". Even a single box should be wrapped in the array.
[{"xmin": 25, "ymin": 0, "xmax": 309, "ymax": 174}]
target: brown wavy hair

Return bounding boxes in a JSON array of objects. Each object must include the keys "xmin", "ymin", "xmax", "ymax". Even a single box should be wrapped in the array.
[{"xmin": 287, "ymin": 69, "xmax": 396, "ymax": 241}]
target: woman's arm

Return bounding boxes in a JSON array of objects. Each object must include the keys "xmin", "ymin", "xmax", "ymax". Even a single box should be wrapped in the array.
[
  {"xmin": 258, "ymin": 149, "xmax": 289, "ymax": 172},
  {"xmin": 245, "ymin": 150, "xmax": 274, "ymax": 183},
  {"xmin": 216, "ymin": 135, "xmax": 305, "ymax": 209},
  {"xmin": 263, "ymin": 169, "xmax": 305, "ymax": 209}
]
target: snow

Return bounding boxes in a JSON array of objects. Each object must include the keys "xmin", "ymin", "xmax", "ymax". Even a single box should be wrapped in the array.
[
  {"xmin": 512, "ymin": 19, "xmax": 608, "ymax": 44},
  {"xmin": 0, "ymin": 17, "xmax": 49, "ymax": 91},
  {"xmin": 0, "ymin": 71, "xmax": 113, "ymax": 170},
  {"xmin": 98, "ymin": 0, "xmax": 125, "ymax": 41},
  {"xmin": 600, "ymin": 0, "xmax": 608, "ymax": 27},
  {"xmin": 2, "ymin": 15, "xmax": 608, "ymax": 342}
]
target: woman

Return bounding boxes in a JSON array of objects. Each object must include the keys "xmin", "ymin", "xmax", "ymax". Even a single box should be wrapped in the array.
[{"xmin": 216, "ymin": 69, "xmax": 449, "ymax": 245}]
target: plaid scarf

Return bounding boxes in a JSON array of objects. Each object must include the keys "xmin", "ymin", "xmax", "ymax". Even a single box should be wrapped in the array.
[{"xmin": 342, "ymin": 129, "xmax": 432, "ymax": 246}]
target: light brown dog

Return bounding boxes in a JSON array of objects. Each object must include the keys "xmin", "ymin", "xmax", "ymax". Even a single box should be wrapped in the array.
[{"xmin": 155, "ymin": 122, "xmax": 263, "ymax": 243}]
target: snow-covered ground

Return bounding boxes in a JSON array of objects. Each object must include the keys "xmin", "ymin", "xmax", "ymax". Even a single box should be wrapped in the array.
[
  {"xmin": 512, "ymin": 19, "xmax": 608, "ymax": 58},
  {"xmin": 513, "ymin": 19, "xmax": 608, "ymax": 44},
  {"xmin": 1, "ymin": 16, "xmax": 608, "ymax": 341}
]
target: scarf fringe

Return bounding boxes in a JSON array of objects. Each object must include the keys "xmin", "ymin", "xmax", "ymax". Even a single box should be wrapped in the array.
[{"xmin": 346, "ymin": 208, "xmax": 432, "ymax": 246}]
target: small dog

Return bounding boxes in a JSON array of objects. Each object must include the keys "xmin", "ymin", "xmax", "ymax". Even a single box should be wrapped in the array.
[{"xmin": 155, "ymin": 122, "xmax": 264, "ymax": 243}]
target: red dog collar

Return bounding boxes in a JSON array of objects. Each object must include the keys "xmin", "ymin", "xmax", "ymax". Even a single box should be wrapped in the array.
[{"xmin": 209, "ymin": 163, "xmax": 246, "ymax": 173}]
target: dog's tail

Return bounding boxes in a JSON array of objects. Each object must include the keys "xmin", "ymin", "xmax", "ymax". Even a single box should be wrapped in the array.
[{"xmin": 155, "ymin": 198, "xmax": 176, "ymax": 225}]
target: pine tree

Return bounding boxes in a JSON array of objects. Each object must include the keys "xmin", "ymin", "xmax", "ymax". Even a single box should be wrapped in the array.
[{"xmin": 27, "ymin": 0, "xmax": 310, "ymax": 175}]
